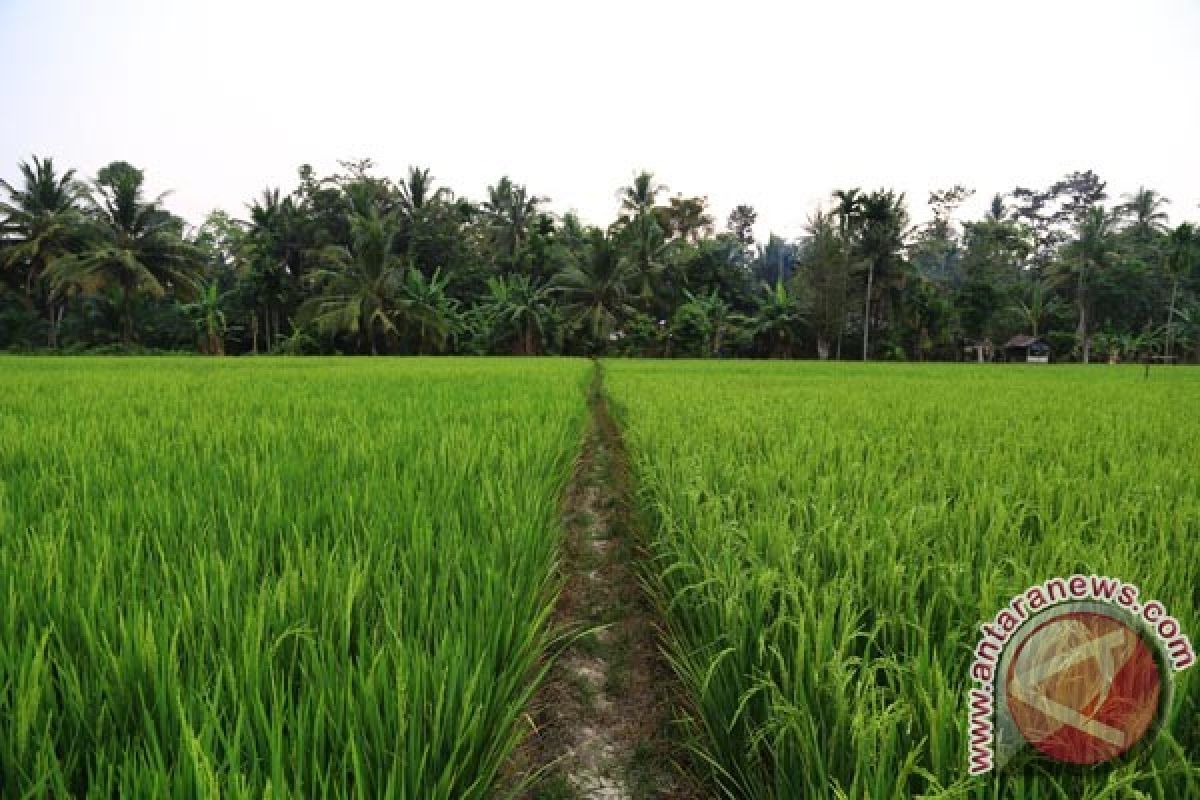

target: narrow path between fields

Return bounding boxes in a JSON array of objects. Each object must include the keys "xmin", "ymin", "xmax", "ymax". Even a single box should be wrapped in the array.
[{"xmin": 507, "ymin": 367, "xmax": 700, "ymax": 800}]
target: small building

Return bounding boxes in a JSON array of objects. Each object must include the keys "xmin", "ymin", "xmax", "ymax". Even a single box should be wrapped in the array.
[{"xmin": 1004, "ymin": 334, "xmax": 1051, "ymax": 363}]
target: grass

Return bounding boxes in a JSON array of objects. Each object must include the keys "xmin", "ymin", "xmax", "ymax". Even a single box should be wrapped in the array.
[
  {"xmin": 0, "ymin": 356, "xmax": 589, "ymax": 798},
  {"xmin": 604, "ymin": 360, "xmax": 1200, "ymax": 799}
]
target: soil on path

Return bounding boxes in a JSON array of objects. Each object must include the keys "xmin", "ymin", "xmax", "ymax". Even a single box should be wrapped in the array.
[{"xmin": 505, "ymin": 374, "xmax": 701, "ymax": 800}]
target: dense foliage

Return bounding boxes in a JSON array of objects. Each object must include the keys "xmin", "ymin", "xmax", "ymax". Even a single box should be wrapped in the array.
[
  {"xmin": 606, "ymin": 360, "xmax": 1199, "ymax": 798},
  {"xmin": 2, "ymin": 158, "xmax": 1198, "ymax": 362},
  {"xmin": 0, "ymin": 357, "xmax": 588, "ymax": 797}
]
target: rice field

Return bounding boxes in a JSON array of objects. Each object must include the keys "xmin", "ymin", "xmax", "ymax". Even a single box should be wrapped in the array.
[
  {"xmin": 0, "ymin": 357, "xmax": 589, "ymax": 798},
  {"xmin": 2, "ymin": 357, "xmax": 1197, "ymax": 799},
  {"xmin": 604, "ymin": 361, "xmax": 1200, "ymax": 799}
]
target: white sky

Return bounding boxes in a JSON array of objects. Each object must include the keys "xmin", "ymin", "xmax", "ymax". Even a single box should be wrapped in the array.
[{"xmin": 2, "ymin": 0, "xmax": 1198, "ymax": 238}]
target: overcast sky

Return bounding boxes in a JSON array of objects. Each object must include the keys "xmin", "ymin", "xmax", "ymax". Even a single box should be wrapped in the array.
[{"xmin": 2, "ymin": 0, "xmax": 1197, "ymax": 238}]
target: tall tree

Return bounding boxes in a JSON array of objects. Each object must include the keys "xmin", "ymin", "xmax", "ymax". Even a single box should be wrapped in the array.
[
  {"xmin": 955, "ymin": 197, "xmax": 1031, "ymax": 347},
  {"xmin": 1119, "ymin": 186, "xmax": 1170, "ymax": 240},
  {"xmin": 620, "ymin": 212, "xmax": 672, "ymax": 310},
  {"xmin": 617, "ymin": 171, "xmax": 667, "ymax": 221},
  {"xmin": 482, "ymin": 177, "xmax": 546, "ymax": 269},
  {"xmin": 1012, "ymin": 277, "xmax": 1064, "ymax": 338},
  {"xmin": 798, "ymin": 210, "xmax": 849, "ymax": 359},
  {"xmin": 858, "ymin": 189, "xmax": 909, "ymax": 360},
  {"xmin": 831, "ymin": 188, "xmax": 864, "ymax": 358},
  {"xmin": 46, "ymin": 161, "xmax": 200, "ymax": 346},
  {"xmin": 663, "ymin": 194, "xmax": 714, "ymax": 243},
  {"xmin": 398, "ymin": 166, "xmax": 451, "ymax": 215},
  {"xmin": 1010, "ymin": 171, "xmax": 1106, "ymax": 280},
  {"xmin": 242, "ymin": 187, "xmax": 306, "ymax": 352},
  {"xmin": 726, "ymin": 204, "xmax": 757, "ymax": 248},
  {"xmin": 913, "ymin": 185, "xmax": 974, "ymax": 285},
  {"xmin": 0, "ymin": 156, "xmax": 87, "ymax": 347},
  {"xmin": 1057, "ymin": 206, "xmax": 1120, "ymax": 364},
  {"xmin": 553, "ymin": 229, "xmax": 635, "ymax": 351},
  {"xmin": 303, "ymin": 208, "xmax": 408, "ymax": 354}
]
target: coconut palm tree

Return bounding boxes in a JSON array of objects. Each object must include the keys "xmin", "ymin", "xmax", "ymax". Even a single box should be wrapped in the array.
[
  {"xmin": 553, "ymin": 229, "xmax": 635, "ymax": 350},
  {"xmin": 619, "ymin": 212, "xmax": 672, "ymax": 308},
  {"xmin": 482, "ymin": 177, "xmax": 546, "ymax": 268},
  {"xmin": 1012, "ymin": 277, "xmax": 1064, "ymax": 338},
  {"xmin": 398, "ymin": 166, "xmax": 451, "ymax": 215},
  {"xmin": 617, "ymin": 171, "xmax": 667, "ymax": 221},
  {"xmin": 46, "ymin": 161, "xmax": 200, "ymax": 346},
  {"xmin": 303, "ymin": 208, "xmax": 407, "ymax": 354},
  {"xmin": 0, "ymin": 156, "xmax": 87, "ymax": 347},
  {"xmin": 1119, "ymin": 186, "xmax": 1170, "ymax": 239},
  {"xmin": 241, "ymin": 187, "xmax": 301, "ymax": 351},
  {"xmin": 983, "ymin": 193, "xmax": 1009, "ymax": 224}
]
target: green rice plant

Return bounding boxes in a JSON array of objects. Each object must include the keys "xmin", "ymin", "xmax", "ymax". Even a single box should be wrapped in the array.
[
  {"xmin": 605, "ymin": 360, "xmax": 1200, "ymax": 799},
  {"xmin": 0, "ymin": 356, "xmax": 589, "ymax": 798}
]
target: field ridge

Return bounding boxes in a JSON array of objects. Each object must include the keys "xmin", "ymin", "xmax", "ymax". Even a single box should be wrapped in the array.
[{"xmin": 508, "ymin": 367, "xmax": 700, "ymax": 800}]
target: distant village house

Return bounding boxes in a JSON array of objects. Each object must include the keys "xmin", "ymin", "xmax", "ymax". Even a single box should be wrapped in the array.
[{"xmin": 1004, "ymin": 335, "xmax": 1051, "ymax": 363}]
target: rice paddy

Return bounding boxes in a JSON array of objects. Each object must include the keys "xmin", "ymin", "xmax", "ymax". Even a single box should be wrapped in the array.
[
  {"xmin": 0, "ymin": 357, "xmax": 589, "ymax": 797},
  {"xmin": 1, "ymin": 357, "xmax": 1196, "ymax": 798},
  {"xmin": 604, "ymin": 361, "xmax": 1200, "ymax": 798}
]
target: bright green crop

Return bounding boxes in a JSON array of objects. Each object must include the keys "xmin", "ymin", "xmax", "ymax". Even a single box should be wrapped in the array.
[
  {"xmin": 605, "ymin": 360, "xmax": 1200, "ymax": 799},
  {"xmin": 0, "ymin": 357, "xmax": 589, "ymax": 798},
  {"xmin": 3, "ymin": 356, "xmax": 1196, "ymax": 799}
]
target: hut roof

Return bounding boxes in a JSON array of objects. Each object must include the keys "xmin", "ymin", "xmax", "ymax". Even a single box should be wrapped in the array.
[{"xmin": 1004, "ymin": 334, "xmax": 1045, "ymax": 349}]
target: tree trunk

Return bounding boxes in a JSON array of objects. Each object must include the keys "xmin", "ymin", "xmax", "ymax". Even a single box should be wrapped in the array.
[
  {"xmin": 120, "ymin": 283, "xmax": 134, "ymax": 347},
  {"xmin": 862, "ymin": 261, "xmax": 875, "ymax": 361},
  {"xmin": 1075, "ymin": 267, "xmax": 1090, "ymax": 365},
  {"xmin": 46, "ymin": 300, "xmax": 60, "ymax": 350},
  {"xmin": 1077, "ymin": 300, "xmax": 1090, "ymax": 364},
  {"xmin": 817, "ymin": 336, "xmax": 830, "ymax": 360},
  {"xmin": 836, "ymin": 253, "xmax": 849, "ymax": 361},
  {"xmin": 1165, "ymin": 280, "xmax": 1179, "ymax": 359},
  {"xmin": 251, "ymin": 312, "xmax": 259, "ymax": 354}
]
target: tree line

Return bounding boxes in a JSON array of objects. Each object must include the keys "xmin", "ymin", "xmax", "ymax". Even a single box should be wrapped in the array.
[{"xmin": 2, "ymin": 157, "xmax": 1197, "ymax": 362}]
